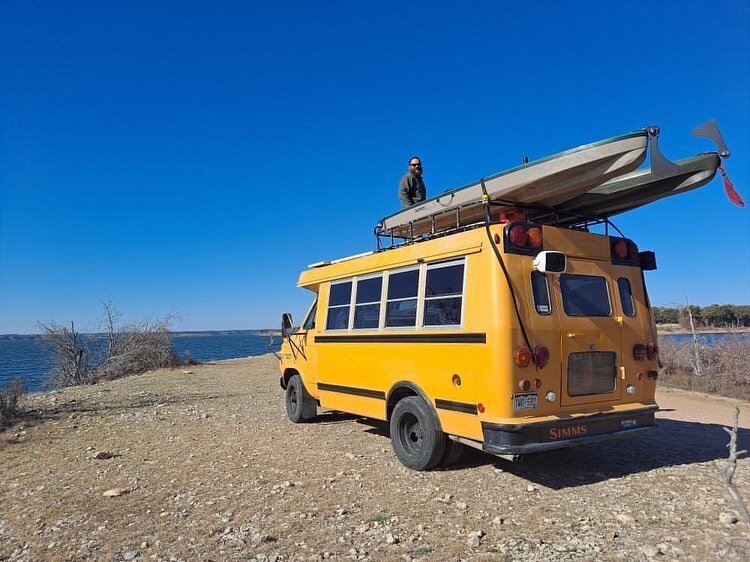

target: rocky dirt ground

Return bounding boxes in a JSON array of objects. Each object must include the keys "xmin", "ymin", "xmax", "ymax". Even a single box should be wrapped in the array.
[{"xmin": 1, "ymin": 355, "xmax": 749, "ymax": 561}]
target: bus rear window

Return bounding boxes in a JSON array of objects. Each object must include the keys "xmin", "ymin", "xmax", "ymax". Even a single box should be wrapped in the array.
[
  {"xmin": 617, "ymin": 278, "xmax": 635, "ymax": 317},
  {"xmin": 531, "ymin": 271, "xmax": 551, "ymax": 315},
  {"xmin": 560, "ymin": 274, "xmax": 611, "ymax": 317}
]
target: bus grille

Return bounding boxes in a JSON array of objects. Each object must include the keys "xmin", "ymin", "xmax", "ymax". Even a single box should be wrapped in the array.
[{"xmin": 568, "ymin": 352, "xmax": 617, "ymax": 396}]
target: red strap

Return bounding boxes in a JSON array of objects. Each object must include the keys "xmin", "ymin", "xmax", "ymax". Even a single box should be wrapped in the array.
[{"xmin": 718, "ymin": 161, "xmax": 744, "ymax": 207}]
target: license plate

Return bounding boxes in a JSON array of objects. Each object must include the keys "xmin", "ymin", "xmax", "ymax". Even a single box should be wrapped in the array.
[
  {"xmin": 513, "ymin": 392, "xmax": 537, "ymax": 411},
  {"xmin": 620, "ymin": 419, "xmax": 637, "ymax": 429}
]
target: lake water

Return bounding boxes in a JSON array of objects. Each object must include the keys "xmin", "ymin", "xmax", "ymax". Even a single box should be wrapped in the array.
[
  {"xmin": 1, "ymin": 331, "xmax": 745, "ymax": 393},
  {"xmin": 0, "ymin": 332, "xmax": 281, "ymax": 392}
]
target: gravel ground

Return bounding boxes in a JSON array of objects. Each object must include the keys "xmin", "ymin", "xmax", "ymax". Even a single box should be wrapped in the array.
[{"xmin": 1, "ymin": 354, "xmax": 749, "ymax": 561}]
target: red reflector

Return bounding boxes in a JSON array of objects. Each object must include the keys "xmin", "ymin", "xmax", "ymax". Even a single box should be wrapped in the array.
[
  {"xmin": 613, "ymin": 240, "xmax": 628, "ymax": 259},
  {"xmin": 527, "ymin": 227, "xmax": 543, "ymax": 248},
  {"xmin": 637, "ymin": 372, "xmax": 643, "ymax": 380},
  {"xmin": 494, "ymin": 233, "xmax": 501, "ymax": 244},
  {"xmin": 534, "ymin": 378, "xmax": 542, "ymax": 389},
  {"xmin": 477, "ymin": 402, "xmax": 486, "ymax": 413},
  {"xmin": 633, "ymin": 344, "xmax": 647, "ymax": 361},
  {"xmin": 518, "ymin": 379, "xmax": 531, "ymax": 392},
  {"xmin": 646, "ymin": 343, "xmax": 658, "ymax": 360},
  {"xmin": 514, "ymin": 346, "xmax": 533, "ymax": 367},
  {"xmin": 627, "ymin": 241, "xmax": 639, "ymax": 261},
  {"xmin": 509, "ymin": 225, "xmax": 528, "ymax": 246},
  {"xmin": 534, "ymin": 346, "xmax": 550, "ymax": 368}
]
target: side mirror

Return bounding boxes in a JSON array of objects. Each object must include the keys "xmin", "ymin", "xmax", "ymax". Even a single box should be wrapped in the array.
[
  {"xmin": 281, "ymin": 313, "xmax": 294, "ymax": 338},
  {"xmin": 533, "ymin": 251, "xmax": 566, "ymax": 274}
]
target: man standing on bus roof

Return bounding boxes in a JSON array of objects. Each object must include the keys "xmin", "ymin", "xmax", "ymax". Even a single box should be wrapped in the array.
[{"xmin": 399, "ymin": 156, "xmax": 427, "ymax": 208}]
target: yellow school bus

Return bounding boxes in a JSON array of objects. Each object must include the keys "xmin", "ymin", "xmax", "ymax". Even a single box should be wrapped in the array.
[{"xmin": 278, "ymin": 219, "xmax": 659, "ymax": 470}]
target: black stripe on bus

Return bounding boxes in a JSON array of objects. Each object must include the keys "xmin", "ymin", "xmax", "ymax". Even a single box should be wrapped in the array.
[
  {"xmin": 435, "ymin": 399, "xmax": 478, "ymax": 415},
  {"xmin": 314, "ymin": 333, "xmax": 486, "ymax": 344},
  {"xmin": 317, "ymin": 382, "xmax": 386, "ymax": 400}
]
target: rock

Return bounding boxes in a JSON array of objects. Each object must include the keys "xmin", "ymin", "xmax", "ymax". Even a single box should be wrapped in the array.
[
  {"xmin": 122, "ymin": 550, "xmax": 139, "ymax": 560},
  {"xmin": 456, "ymin": 501, "xmax": 468, "ymax": 510},
  {"xmin": 615, "ymin": 513, "xmax": 634, "ymax": 525},
  {"xmin": 526, "ymin": 484, "xmax": 537, "ymax": 492},
  {"xmin": 642, "ymin": 545, "xmax": 658, "ymax": 557},
  {"xmin": 492, "ymin": 516, "xmax": 505, "ymax": 525},
  {"xmin": 719, "ymin": 512, "xmax": 738, "ymax": 524},
  {"xmin": 467, "ymin": 530, "xmax": 485, "ymax": 548},
  {"xmin": 385, "ymin": 533, "xmax": 399, "ymax": 544},
  {"xmin": 93, "ymin": 450, "xmax": 115, "ymax": 460},
  {"xmin": 182, "ymin": 370, "xmax": 194, "ymax": 374},
  {"xmin": 656, "ymin": 542, "xmax": 669, "ymax": 554},
  {"xmin": 102, "ymin": 487, "xmax": 130, "ymax": 497}
]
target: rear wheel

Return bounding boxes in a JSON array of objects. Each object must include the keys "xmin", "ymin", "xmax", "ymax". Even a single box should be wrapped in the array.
[
  {"xmin": 390, "ymin": 396, "xmax": 445, "ymax": 471},
  {"xmin": 439, "ymin": 437, "xmax": 465, "ymax": 467},
  {"xmin": 285, "ymin": 375, "xmax": 317, "ymax": 423}
]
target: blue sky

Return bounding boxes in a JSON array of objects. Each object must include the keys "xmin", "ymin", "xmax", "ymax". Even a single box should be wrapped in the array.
[{"xmin": 1, "ymin": 1, "xmax": 748, "ymax": 334}]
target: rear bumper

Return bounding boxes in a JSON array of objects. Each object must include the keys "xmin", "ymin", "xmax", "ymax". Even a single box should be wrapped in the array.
[{"xmin": 482, "ymin": 406, "xmax": 657, "ymax": 455}]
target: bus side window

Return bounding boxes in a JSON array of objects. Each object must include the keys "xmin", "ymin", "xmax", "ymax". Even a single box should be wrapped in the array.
[
  {"xmin": 531, "ymin": 271, "xmax": 552, "ymax": 315},
  {"xmin": 327, "ymin": 281, "xmax": 352, "ymax": 330},
  {"xmin": 302, "ymin": 301, "xmax": 317, "ymax": 330},
  {"xmin": 617, "ymin": 278, "xmax": 635, "ymax": 317}
]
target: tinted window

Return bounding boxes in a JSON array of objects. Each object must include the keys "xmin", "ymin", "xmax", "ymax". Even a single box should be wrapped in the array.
[
  {"xmin": 385, "ymin": 299, "xmax": 417, "ymax": 327},
  {"xmin": 618, "ymin": 278, "xmax": 635, "ymax": 317},
  {"xmin": 424, "ymin": 262, "xmax": 464, "ymax": 326},
  {"xmin": 354, "ymin": 276, "xmax": 382, "ymax": 330},
  {"xmin": 327, "ymin": 281, "xmax": 352, "ymax": 330},
  {"xmin": 354, "ymin": 304, "xmax": 380, "ymax": 329},
  {"xmin": 329, "ymin": 282, "xmax": 352, "ymax": 306},
  {"xmin": 531, "ymin": 271, "xmax": 551, "ymax": 315},
  {"xmin": 302, "ymin": 301, "xmax": 317, "ymax": 330},
  {"xmin": 425, "ymin": 264, "xmax": 464, "ymax": 296},
  {"xmin": 387, "ymin": 270, "xmax": 419, "ymax": 299},
  {"xmin": 560, "ymin": 274, "xmax": 611, "ymax": 316},
  {"xmin": 356, "ymin": 277, "xmax": 382, "ymax": 304},
  {"xmin": 326, "ymin": 306, "xmax": 349, "ymax": 330}
]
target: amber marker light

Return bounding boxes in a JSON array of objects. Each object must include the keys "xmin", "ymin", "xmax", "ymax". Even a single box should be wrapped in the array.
[
  {"xmin": 527, "ymin": 226, "xmax": 543, "ymax": 248},
  {"xmin": 514, "ymin": 346, "xmax": 533, "ymax": 367}
]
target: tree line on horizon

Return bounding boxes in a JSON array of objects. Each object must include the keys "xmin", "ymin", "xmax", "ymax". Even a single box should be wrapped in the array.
[{"xmin": 653, "ymin": 304, "xmax": 750, "ymax": 327}]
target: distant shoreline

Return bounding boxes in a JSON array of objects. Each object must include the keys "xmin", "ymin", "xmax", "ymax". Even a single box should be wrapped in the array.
[{"xmin": 1, "ymin": 326, "xmax": 747, "ymax": 339}]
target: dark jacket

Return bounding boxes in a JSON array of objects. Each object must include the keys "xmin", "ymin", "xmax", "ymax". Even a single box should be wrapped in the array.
[{"xmin": 398, "ymin": 172, "xmax": 426, "ymax": 208}]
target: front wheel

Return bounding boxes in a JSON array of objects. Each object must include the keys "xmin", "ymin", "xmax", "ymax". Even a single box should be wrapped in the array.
[
  {"xmin": 390, "ymin": 396, "xmax": 445, "ymax": 471},
  {"xmin": 285, "ymin": 375, "xmax": 317, "ymax": 423}
]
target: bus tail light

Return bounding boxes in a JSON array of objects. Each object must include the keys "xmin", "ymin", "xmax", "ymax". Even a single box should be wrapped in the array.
[
  {"xmin": 613, "ymin": 240, "xmax": 628, "ymax": 259},
  {"xmin": 647, "ymin": 370, "xmax": 659, "ymax": 380},
  {"xmin": 646, "ymin": 343, "xmax": 658, "ymax": 360},
  {"xmin": 610, "ymin": 237, "xmax": 640, "ymax": 266},
  {"xmin": 509, "ymin": 225, "xmax": 528, "ymax": 246},
  {"xmin": 514, "ymin": 346, "xmax": 533, "ymax": 367},
  {"xmin": 518, "ymin": 379, "xmax": 531, "ymax": 391},
  {"xmin": 534, "ymin": 346, "xmax": 550, "ymax": 368},
  {"xmin": 633, "ymin": 344, "xmax": 647, "ymax": 361},
  {"xmin": 504, "ymin": 222, "xmax": 544, "ymax": 255}
]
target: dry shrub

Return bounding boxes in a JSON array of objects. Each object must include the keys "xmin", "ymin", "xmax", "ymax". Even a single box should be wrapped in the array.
[
  {"xmin": 0, "ymin": 379, "xmax": 26, "ymax": 428},
  {"xmin": 39, "ymin": 321, "xmax": 94, "ymax": 387},
  {"xmin": 97, "ymin": 316, "xmax": 184, "ymax": 381},
  {"xmin": 658, "ymin": 335, "xmax": 750, "ymax": 400}
]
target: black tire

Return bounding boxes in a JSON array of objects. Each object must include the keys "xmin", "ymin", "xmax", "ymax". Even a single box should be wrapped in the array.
[
  {"xmin": 390, "ymin": 396, "xmax": 446, "ymax": 471},
  {"xmin": 439, "ymin": 437, "xmax": 465, "ymax": 467},
  {"xmin": 285, "ymin": 375, "xmax": 317, "ymax": 423}
]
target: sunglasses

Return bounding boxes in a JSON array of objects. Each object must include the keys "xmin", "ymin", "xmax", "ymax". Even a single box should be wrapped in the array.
[{"xmin": 410, "ymin": 163, "xmax": 422, "ymax": 167}]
